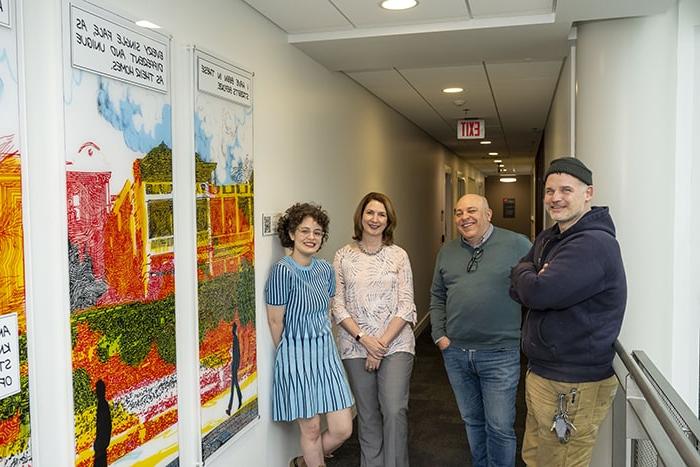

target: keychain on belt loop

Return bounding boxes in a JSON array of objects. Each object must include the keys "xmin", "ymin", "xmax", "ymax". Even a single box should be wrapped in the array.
[{"xmin": 551, "ymin": 388, "xmax": 577, "ymax": 443}]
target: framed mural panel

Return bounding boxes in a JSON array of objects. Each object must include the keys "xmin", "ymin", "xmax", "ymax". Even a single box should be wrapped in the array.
[
  {"xmin": 192, "ymin": 48, "xmax": 257, "ymax": 461},
  {"xmin": 62, "ymin": 1, "xmax": 178, "ymax": 465},
  {"xmin": 0, "ymin": 0, "xmax": 33, "ymax": 464}
]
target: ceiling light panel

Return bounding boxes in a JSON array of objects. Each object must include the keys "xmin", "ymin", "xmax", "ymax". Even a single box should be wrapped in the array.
[
  {"xmin": 241, "ymin": 0, "xmax": 352, "ymax": 33},
  {"xmin": 332, "ymin": 0, "xmax": 468, "ymax": 28},
  {"xmin": 381, "ymin": 0, "xmax": 418, "ymax": 10},
  {"xmin": 468, "ymin": 0, "xmax": 553, "ymax": 18},
  {"xmin": 135, "ymin": 20, "xmax": 161, "ymax": 29}
]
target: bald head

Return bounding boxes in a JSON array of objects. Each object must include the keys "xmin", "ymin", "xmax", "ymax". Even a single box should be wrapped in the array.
[
  {"xmin": 457, "ymin": 194, "xmax": 489, "ymax": 211},
  {"xmin": 454, "ymin": 194, "xmax": 493, "ymax": 245}
]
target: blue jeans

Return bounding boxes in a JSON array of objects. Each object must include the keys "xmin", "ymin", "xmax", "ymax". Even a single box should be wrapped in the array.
[{"xmin": 442, "ymin": 345, "xmax": 520, "ymax": 467}]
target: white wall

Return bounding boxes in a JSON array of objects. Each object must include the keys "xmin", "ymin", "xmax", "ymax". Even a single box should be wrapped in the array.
[
  {"xmin": 20, "ymin": 0, "xmax": 483, "ymax": 465},
  {"xmin": 576, "ymin": 4, "xmax": 699, "ymax": 414},
  {"xmin": 672, "ymin": 0, "xmax": 700, "ymax": 415},
  {"xmin": 544, "ymin": 56, "xmax": 572, "ymax": 164},
  {"xmin": 543, "ymin": 48, "xmax": 573, "ymax": 230}
]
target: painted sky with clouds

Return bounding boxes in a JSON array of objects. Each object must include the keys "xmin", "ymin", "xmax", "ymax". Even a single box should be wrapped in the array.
[
  {"xmin": 195, "ymin": 92, "xmax": 252, "ymax": 186},
  {"xmin": 64, "ymin": 70, "xmax": 171, "ymax": 193}
]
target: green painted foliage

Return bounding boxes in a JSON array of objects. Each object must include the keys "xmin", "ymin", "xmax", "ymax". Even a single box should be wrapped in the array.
[
  {"xmin": 235, "ymin": 260, "xmax": 255, "ymax": 325},
  {"xmin": 73, "ymin": 368, "xmax": 94, "ymax": 414},
  {"xmin": 76, "ymin": 296, "xmax": 177, "ymax": 366},
  {"xmin": 198, "ymin": 273, "xmax": 236, "ymax": 341},
  {"xmin": 156, "ymin": 311, "xmax": 177, "ymax": 364},
  {"xmin": 0, "ymin": 333, "xmax": 30, "ymax": 428},
  {"xmin": 198, "ymin": 259, "xmax": 256, "ymax": 341},
  {"xmin": 0, "ymin": 375, "xmax": 28, "ymax": 423}
]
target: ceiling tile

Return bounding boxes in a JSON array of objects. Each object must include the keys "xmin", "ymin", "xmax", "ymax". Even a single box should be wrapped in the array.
[
  {"xmin": 347, "ymin": 70, "xmax": 453, "ymax": 137},
  {"xmin": 399, "ymin": 65, "xmax": 494, "ymax": 120},
  {"xmin": 486, "ymin": 61, "xmax": 561, "ymax": 134},
  {"xmin": 242, "ymin": 0, "xmax": 352, "ymax": 33}
]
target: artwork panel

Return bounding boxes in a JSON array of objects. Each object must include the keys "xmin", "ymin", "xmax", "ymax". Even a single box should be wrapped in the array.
[
  {"xmin": 0, "ymin": 1, "xmax": 33, "ymax": 464},
  {"xmin": 193, "ymin": 49, "xmax": 257, "ymax": 461},
  {"xmin": 63, "ymin": 2, "xmax": 178, "ymax": 465}
]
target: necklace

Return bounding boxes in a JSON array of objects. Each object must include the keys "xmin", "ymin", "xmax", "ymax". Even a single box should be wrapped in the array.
[{"xmin": 357, "ymin": 241, "xmax": 384, "ymax": 256}]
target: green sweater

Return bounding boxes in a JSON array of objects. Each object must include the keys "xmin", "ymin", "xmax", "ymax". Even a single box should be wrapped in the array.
[{"xmin": 430, "ymin": 226, "xmax": 532, "ymax": 349}]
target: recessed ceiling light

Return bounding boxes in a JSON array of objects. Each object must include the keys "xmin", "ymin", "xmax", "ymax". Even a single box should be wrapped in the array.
[
  {"xmin": 480, "ymin": 140, "xmax": 492, "ymax": 145},
  {"xmin": 136, "ymin": 20, "xmax": 161, "ymax": 29},
  {"xmin": 489, "ymin": 152, "xmax": 498, "ymax": 156},
  {"xmin": 498, "ymin": 164, "xmax": 505, "ymax": 167},
  {"xmin": 493, "ymin": 159, "xmax": 502, "ymax": 163},
  {"xmin": 500, "ymin": 177, "xmax": 517, "ymax": 183},
  {"xmin": 442, "ymin": 87, "xmax": 463, "ymax": 94},
  {"xmin": 381, "ymin": 0, "xmax": 418, "ymax": 10}
]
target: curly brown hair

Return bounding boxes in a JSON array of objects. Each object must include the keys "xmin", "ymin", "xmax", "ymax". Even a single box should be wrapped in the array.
[{"xmin": 276, "ymin": 203, "xmax": 330, "ymax": 249}]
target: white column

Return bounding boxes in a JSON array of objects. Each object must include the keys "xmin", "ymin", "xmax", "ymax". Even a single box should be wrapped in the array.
[
  {"xmin": 22, "ymin": 0, "xmax": 75, "ymax": 464},
  {"xmin": 171, "ymin": 45, "xmax": 203, "ymax": 466},
  {"xmin": 672, "ymin": 0, "xmax": 700, "ymax": 414},
  {"xmin": 577, "ymin": 11, "xmax": 678, "ymax": 374}
]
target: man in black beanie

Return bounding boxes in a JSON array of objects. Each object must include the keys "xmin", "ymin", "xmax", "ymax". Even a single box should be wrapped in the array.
[{"xmin": 510, "ymin": 157, "xmax": 627, "ymax": 466}]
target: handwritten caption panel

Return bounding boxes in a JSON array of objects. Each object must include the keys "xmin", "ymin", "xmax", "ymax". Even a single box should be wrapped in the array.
[
  {"xmin": 198, "ymin": 57, "xmax": 251, "ymax": 107},
  {"xmin": 70, "ymin": 4, "xmax": 169, "ymax": 93},
  {"xmin": 0, "ymin": 313, "xmax": 20, "ymax": 400},
  {"xmin": 0, "ymin": 0, "xmax": 10, "ymax": 29}
]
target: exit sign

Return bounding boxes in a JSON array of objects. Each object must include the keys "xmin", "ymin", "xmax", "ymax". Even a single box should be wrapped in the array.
[{"xmin": 457, "ymin": 119, "xmax": 485, "ymax": 140}]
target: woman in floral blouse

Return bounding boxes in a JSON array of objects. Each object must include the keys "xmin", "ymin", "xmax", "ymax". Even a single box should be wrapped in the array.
[{"xmin": 332, "ymin": 192, "xmax": 417, "ymax": 467}]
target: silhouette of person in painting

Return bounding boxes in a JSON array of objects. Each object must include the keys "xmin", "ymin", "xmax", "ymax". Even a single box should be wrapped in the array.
[
  {"xmin": 226, "ymin": 322, "xmax": 243, "ymax": 416},
  {"xmin": 94, "ymin": 379, "xmax": 112, "ymax": 467}
]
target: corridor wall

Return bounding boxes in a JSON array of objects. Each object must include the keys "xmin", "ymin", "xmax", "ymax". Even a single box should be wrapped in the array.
[{"xmin": 20, "ymin": 0, "xmax": 483, "ymax": 465}]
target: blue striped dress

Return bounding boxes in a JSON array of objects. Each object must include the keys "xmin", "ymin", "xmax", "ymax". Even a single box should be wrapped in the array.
[{"xmin": 265, "ymin": 256, "xmax": 354, "ymax": 421}]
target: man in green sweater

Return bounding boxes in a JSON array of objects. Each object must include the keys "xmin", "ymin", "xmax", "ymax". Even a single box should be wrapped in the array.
[{"xmin": 430, "ymin": 194, "xmax": 531, "ymax": 467}]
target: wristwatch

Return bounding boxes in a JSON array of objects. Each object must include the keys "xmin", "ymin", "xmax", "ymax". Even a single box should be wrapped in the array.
[{"xmin": 355, "ymin": 331, "xmax": 365, "ymax": 342}]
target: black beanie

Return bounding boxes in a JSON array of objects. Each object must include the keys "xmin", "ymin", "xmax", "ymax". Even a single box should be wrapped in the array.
[{"xmin": 545, "ymin": 157, "xmax": 592, "ymax": 185}]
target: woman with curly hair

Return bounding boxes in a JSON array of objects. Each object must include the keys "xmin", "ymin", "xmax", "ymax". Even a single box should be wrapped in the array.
[
  {"xmin": 265, "ymin": 202, "xmax": 353, "ymax": 467},
  {"xmin": 332, "ymin": 192, "xmax": 416, "ymax": 467}
]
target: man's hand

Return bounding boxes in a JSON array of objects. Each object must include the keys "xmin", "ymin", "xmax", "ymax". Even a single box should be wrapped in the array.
[
  {"xmin": 436, "ymin": 336, "xmax": 451, "ymax": 351},
  {"xmin": 538, "ymin": 262, "xmax": 549, "ymax": 275}
]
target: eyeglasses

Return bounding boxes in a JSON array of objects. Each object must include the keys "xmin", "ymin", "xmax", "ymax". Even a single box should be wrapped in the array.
[
  {"xmin": 296, "ymin": 227, "xmax": 324, "ymax": 238},
  {"xmin": 467, "ymin": 247, "xmax": 483, "ymax": 273}
]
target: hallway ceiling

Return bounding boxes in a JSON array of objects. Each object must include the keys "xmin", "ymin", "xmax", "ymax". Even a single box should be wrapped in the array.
[{"xmin": 243, "ymin": 0, "xmax": 674, "ymax": 176}]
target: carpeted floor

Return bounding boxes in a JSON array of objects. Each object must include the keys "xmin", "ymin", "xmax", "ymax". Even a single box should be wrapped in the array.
[{"xmin": 327, "ymin": 327, "xmax": 527, "ymax": 467}]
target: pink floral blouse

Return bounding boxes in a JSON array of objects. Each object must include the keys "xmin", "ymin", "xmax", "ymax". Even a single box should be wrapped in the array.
[{"xmin": 332, "ymin": 243, "xmax": 417, "ymax": 359}]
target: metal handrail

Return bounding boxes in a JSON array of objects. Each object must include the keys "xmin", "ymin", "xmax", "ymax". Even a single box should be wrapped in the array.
[
  {"xmin": 633, "ymin": 350, "xmax": 700, "ymax": 445},
  {"xmin": 615, "ymin": 340, "xmax": 700, "ymax": 467}
]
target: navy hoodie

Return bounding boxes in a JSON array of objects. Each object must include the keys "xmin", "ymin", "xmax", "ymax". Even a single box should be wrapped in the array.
[{"xmin": 510, "ymin": 206, "xmax": 626, "ymax": 383}]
